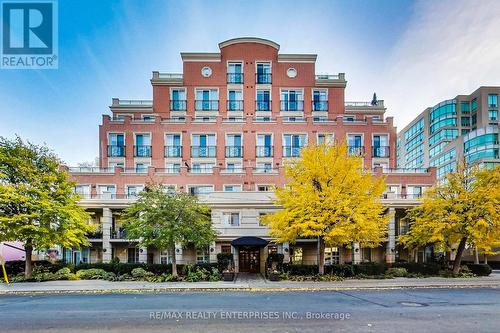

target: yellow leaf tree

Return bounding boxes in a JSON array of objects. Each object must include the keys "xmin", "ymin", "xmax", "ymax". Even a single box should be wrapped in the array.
[
  {"xmin": 262, "ymin": 143, "xmax": 388, "ymax": 274},
  {"xmin": 400, "ymin": 162, "xmax": 500, "ymax": 275}
]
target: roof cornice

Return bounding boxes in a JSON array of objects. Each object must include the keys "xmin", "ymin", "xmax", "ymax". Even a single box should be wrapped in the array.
[
  {"xmin": 218, "ymin": 37, "xmax": 280, "ymax": 50},
  {"xmin": 180, "ymin": 52, "xmax": 221, "ymax": 62}
]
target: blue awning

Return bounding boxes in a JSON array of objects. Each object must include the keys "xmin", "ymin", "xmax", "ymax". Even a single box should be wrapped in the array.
[{"xmin": 231, "ymin": 237, "xmax": 269, "ymax": 247}]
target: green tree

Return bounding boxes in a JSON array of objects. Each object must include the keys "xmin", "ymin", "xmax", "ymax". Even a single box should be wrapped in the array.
[
  {"xmin": 262, "ymin": 143, "xmax": 388, "ymax": 274},
  {"xmin": 401, "ymin": 162, "xmax": 500, "ymax": 275},
  {"xmin": 122, "ymin": 184, "xmax": 216, "ymax": 277},
  {"xmin": 0, "ymin": 137, "xmax": 92, "ymax": 278}
]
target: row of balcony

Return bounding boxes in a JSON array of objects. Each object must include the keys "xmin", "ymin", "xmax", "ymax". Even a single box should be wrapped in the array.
[
  {"xmin": 108, "ymin": 145, "xmax": 391, "ymax": 158},
  {"xmin": 170, "ymin": 100, "xmax": 329, "ymax": 112}
]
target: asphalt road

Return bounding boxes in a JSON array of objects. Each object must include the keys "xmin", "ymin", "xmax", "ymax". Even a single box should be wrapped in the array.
[{"xmin": 0, "ymin": 288, "xmax": 499, "ymax": 333}]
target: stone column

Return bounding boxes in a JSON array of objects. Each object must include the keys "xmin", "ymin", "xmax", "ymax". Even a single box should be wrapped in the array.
[
  {"xmin": 175, "ymin": 243, "xmax": 183, "ymax": 264},
  {"xmin": 232, "ymin": 245, "xmax": 239, "ymax": 273},
  {"xmin": 138, "ymin": 247, "xmax": 148, "ymax": 263},
  {"xmin": 281, "ymin": 242, "xmax": 290, "ymax": 263},
  {"xmin": 101, "ymin": 208, "xmax": 112, "ymax": 263},
  {"xmin": 209, "ymin": 241, "xmax": 217, "ymax": 263},
  {"xmin": 352, "ymin": 243, "xmax": 361, "ymax": 264},
  {"xmin": 386, "ymin": 208, "xmax": 396, "ymax": 264}
]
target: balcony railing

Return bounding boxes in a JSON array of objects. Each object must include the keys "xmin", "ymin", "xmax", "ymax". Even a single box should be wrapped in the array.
[
  {"xmin": 86, "ymin": 231, "xmax": 103, "ymax": 239},
  {"xmin": 225, "ymin": 146, "xmax": 243, "ymax": 158},
  {"xmin": 227, "ymin": 73, "xmax": 243, "ymax": 84},
  {"xmin": 372, "ymin": 146, "xmax": 390, "ymax": 158},
  {"xmin": 110, "ymin": 227, "xmax": 127, "ymax": 239},
  {"xmin": 170, "ymin": 100, "xmax": 187, "ymax": 111},
  {"xmin": 256, "ymin": 73, "xmax": 272, "ymax": 84},
  {"xmin": 280, "ymin": 100, "xmax": 304, "ymax": 111},
  {"xmin": 134, "ymin": 145, "xmax": 152, "ymax": 157},
  {"xmin": 191, "ymin": 146, "xmax": 217, "ymax": 158},
  {"xmin": 283, "ymin": 146, "xmax": 303, "ymax": 157},
  {"xmin": 107, "ymin": 145, "xmax": 125, "ymax": 157},
  {"xmin": 348, "ymin": 146, "xmax": 365, "ymax": 156},
  {"xmin": 312, "ymin": 101, "xmax": 329, "ymax": 111},
  {"xmin": 256, "ymin": 101, "xmax": 272, "ymax": 111},
  {"xmin": 164, "ymin": 146, "xmax": 182, "ymax": 157},
  {"xmin": 195, "ymin": 100, "xmax": 219, "ymax": 111},
  {"xmin": 191, "ymin": 166, "xmax": 214, "ymax": 174},
  {"xmin": 227, "ymin": 100, "xmax": 244, "ymax": 111},
  {"xmin": 256, "ymin": 146, "xmax": 273, "ymax": 157}
]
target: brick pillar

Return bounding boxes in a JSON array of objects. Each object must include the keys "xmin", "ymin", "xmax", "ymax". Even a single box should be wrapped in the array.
[
  {"xmin": 102, "ymin": 208, "xmax": 112, "ymax": 263},
  {"xmin": 386, "ymin": 208, "xmax": 396, "ymax": 264}
]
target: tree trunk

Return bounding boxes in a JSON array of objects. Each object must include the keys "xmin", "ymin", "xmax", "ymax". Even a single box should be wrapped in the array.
[
  {"xmin": 24, "ymin": 242, "xmax": 33, "ymax": 279},
  {"xmin": 171, "ymin": 244, "xmax": 178, "ymax": 278},
  {"xmin": 452, "ymin": 237, "xmax": 467, "ymax": 275},
  {"xmin": 474, "ymin": 247, "xmax": 479, "ymax": 264},
  {"xmin": 317, "ymin": 237, "xmax": 325, "ymax": 275}
]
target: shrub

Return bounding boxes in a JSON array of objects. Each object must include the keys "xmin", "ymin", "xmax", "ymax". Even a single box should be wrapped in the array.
[
  {"xmin": 353, "ymin": 263, "xmax": 386, "ymax": 276},
  {"xmin": 393, "ymin": 262, "xmax": 442, "ymax": 275},
  {"xmin": 466, "ymin": 264, "xmax": 492, "ymax": 276},
  {"xmin": 76, "ymin": 268, "xmax": 114, "ymax": 280},
  {"xmin": 325, "ymin": 264, "xmax": 355, "ymax": 277},
  {"xmin": 217, "ymin": 253, "xmax": 233, "ymax": 272},
  {"xmin": 386, "ymin": 267, "xmax": 408, "ymax": 277},
  {"xmin": 282, "ymin": 264, "xmax": 318, "ymax": 275},
  {"xmin": 56, "ymin": 267, "xmax": 71, "ymax": 275},
  {"xmin": 209, "ymin": 267, "xmax": 221, "ymax": 282},
  {"xmin": 131, "ymin": 267, "xmax": 155, "ymax": 280}
]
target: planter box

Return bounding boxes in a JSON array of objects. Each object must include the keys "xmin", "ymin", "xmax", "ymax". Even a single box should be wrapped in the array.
[
  {"xmin": 222, "ymin": 272, "xmax": 235, "ymax": 281},
  {"xmin": 268, "ymin": 273, "xmax": 280, "ymax": 281}
]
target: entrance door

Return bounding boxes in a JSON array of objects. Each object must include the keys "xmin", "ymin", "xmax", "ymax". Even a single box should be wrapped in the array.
[{"xmin": 239, "ymin": 247, "xmax": 260, "ymax": 273}]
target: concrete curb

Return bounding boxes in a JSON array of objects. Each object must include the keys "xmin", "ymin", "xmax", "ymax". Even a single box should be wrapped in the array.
[{"xmin": 1, "ymin": 284, "xmax": 499, "ymax": 295}]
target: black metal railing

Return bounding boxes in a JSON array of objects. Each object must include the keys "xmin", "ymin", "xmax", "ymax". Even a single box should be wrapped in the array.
[
  {"xmin": 227, "ymin": 73, "xmax": 243, "ymax": 84},
  {"xmin": 191, "ymin": 146, "xmax": 217, "ymax": 157},
  {"xmin": 372, "ymin": 146, "xmax": 390, "ymax": 158},
  {"xmin": 227, "ymin": 100, "xmax": 244, "ymax": 111},
  {"xmin": 256, "ymin": 146, "xmax": 273, "ymax": 157},
  {"xmin": 282, "ymin": 146, "xmax": 303, "ymax": 157},
  {"xmin": 280, "ymin": 100, "xmax": 304, "ymax": 111},
  {"xmin": 195, "ymin": 100, "xmax": 219, "ymax": 111},
  {"xmin": 225, "ymin": 146, "xmax": 243, "ymax": 157},
  {"xmin": 134, "ymin": 145, "xmax": 152, "ymax": 157},
  {"xmin": 312, "ymin": 101, "xmax": 329, "ymax": 111},
  {"xmin": 87, "ymin": 231, "xmax": 103, "ymax": 239},
  {"xmin": 170, "ymin": 100, "xmax": 187, "ymax": 111},
  {"xmin": 107, "ymin": 145, "xmax": 125, "ymax": 157},
  {"xmin": 348, "ymin": 146, "xmax": 365, "ymax": 156},
  {"xmin": 110, "ymin": 227, "xmax": 127, "ymax": 239},
  {"xmin": 164, "ymin": 145, "xmax": 182, "ymax": 157},
  {"xmin": 256, "ymin": 101, "xmax": 272, "ymax": 111},
  {"xmin": 256, "ymin": 73, "xmax": 272, "ymax": 84}
]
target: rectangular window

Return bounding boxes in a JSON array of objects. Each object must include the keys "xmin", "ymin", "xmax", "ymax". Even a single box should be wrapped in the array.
[
  {"xmin": 312, "ymin": 90, "xmax": 328, "ymax": 111},
  {"xmin": 372, "ymin": 135, "xmax": 389, "ymax": 157},
  {"xmin": 226, "ymin": 134, "xmax": 243, "ymax": 157},
  {"xmin": 108, "ymin": 133, "xmax": 125, "ymax": 157},
  {"xmin": 227, "ymin": 62, "xmax": 243, "ymax": 83},
  {"xmin": 325, "ymin": 247, "xmax": 340, "ymax": 265},
  {"xmin": 283, "ymin": 134, "xmax": 306, "ymax": 157},
  {"xmin": 189, "ymin": 185, "xmax": 214, "ymax": 195},
  {"xmin": 171, "ymin": 89, "xmax": 186, "ymax": 111},
  {"xmin": 225, "ymin": 162, "xmax": 242, "ymax": 173},
  {"xmin": 317, "ymin": 133, "xmax": 333, "ymax": 145},
  {"xmin": 471, "ymin": 98, "xmax": 477, "ymax": 111},
  {"xmin": 256, "ymin": 90, "xmax": 271, "ymax": 111},
  {"xmin": 196, "ymin": 248, "xmax": 209, "ymax": 264},
  {"xmin": 97, "ymin": 185, "xmax": 116, "ymax": 198},
  {"xmin": 192, "ymin": 163, "xmax": 214, "ymax": 173},
  {"xmin": 488, "ymin": 94, "xmax": 498, "ymax": 108},
  {"xmin": 221, "ymin": 245, "xmax": 232, "ymax": 253},
  {"xmin": 461, "ymin": 116, "xmax": 471, "ymax": 126},
  {"xmin": 224, "ymin": 185, "xmax": 242, "ymax": 192},
  {"xmin": 195, "ymin": 89, "xmax": 218, "ymax": 111},
  {"xmin": 165, "ymin": 134, "xmax": 182, "ymax": 157},
  {"xmin": 160, "ymin": 250, "xmax": 172, "ymax": 264},
  {"xmin": 348, "ymin": 134, "xmax": 363, "ymax": 155},
  {"xmin": 256, "ymin": 63, "xmax": 271, "ymax": 84},
  {"xmin": 135, "ymin": 162, "xmax": 150, "ymax": 173},
  {"xmin": 460, "ymin": 101, "xmax": 470, "ymax": 113},
  {"xmin": 222, "ymin": 212, "xmax": 240, "ymax": 226},
  {"xmin": 165, "ymin": 163, "xmax": 180, "ymax": 173},
  {"xmin": 192, "ymin": 134, "xmax": 216, "ymax": 157},
  {"xmin": 127, "ymin": 248, "xmax": 139, "ymax": 263},
  {"xmin": 135, "ymin": 134, "xmax": 151, "ymax": 157},
  {"xmin": 256, "ymin": 162, "xmax": 273, "ymax": 173},
  {"xmin": 489, "ymin": 110, "xmax": 498, "ymax": 121},
  {"xmin": 256, "ymin": 134, "xmax": 273, "ymax": 157},
  {"xmin": 280, "ymin": 89, "xmax": 304, "ymax": 111},
  {"xmin": 126, "ymin": 185, "xmax": 144, "ymax": 198},
  {"xmin": 257, "ymin": 185, "xmax": 272, "ymax": 192},
  {"xmin": 227, "ymin": 89, "xmax": 243, "ymax": 111},
  {"xmin": 74, "ymin": 185, "xmax": 91, "ymax": 198},
  {"xmin": 291, "ymin": 247, "xmax": 303, "ymax": 264}
]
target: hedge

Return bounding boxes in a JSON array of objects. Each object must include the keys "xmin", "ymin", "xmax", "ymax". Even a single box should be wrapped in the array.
[
  {"xmin": 465, "ymin": 264, "xmax": 492, "ymax": 276},
  {"xmin": 392, "ymin": 262, "xmax": 442, "ymax": 275}
]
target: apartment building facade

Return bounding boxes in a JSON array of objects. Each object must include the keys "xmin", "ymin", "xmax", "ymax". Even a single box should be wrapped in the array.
[
  {"xmin": 397, "ymin": 87, "xmax": 500, "ymax": 180},
  {"xmin": 66, "ymin": 38, "xmax": 437, "ymax": 271}
]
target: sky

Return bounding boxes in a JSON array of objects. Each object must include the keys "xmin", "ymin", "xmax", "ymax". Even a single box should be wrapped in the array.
[{"xmin": 1, "ymin": 0, "xmax": 499, "ymax": 165}]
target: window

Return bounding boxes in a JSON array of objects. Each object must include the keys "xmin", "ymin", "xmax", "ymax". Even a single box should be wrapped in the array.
[
  {"xmin": 283, "ymin": 134, "xmax": 306, "ymax": 157},
  {"xmin": 135, "ymin": 162, "xmax": 149, "ymax": 173},
  {"xmin": 224, "ymin": 185, "xmax": 242, "ymax": 192},
  {"xmin": 489, "ymin": 110, "xmax": 498, "ymax": 121},
  {"xmin": 97, "ymin": 185, "xmax": 116, "ymax": 198},
  {"xmin": 127, "ymin": 248, "xmax": 139, "ymax": 263},
  {"xmin": 171, "ymin": 89, "xmax": 186, "ymax": 111},
  {"xmin": 257, "ymin": 185, "xmax": 272, "ymax": 192},
  {"xmin": 225, "ymin": 162, "xmax": 242, "ymax": 173},
  {"xmin": 165, "ymin": 134, "xmax": 181, "ymax": 157},
  {"xmin": 108, "ymin": 161, "xmax": 124, "ymax": 169},
  {"xmin": 291, "ymin": 247, "xmax": 303, "ymax": 264},
  {"xmin": 226, "ymin": 134, "xmax": 243, "ymax": 157},
  {"xmin": 165, "ymin": 163, "xmax": 180, "ymax": 173},
  {"xmin": 126, "ymin": 185, "xmax": 144, "ymax": 198},
  {"xmin": 280, "ymin": 89, "xmax": 303, "ymax": 111},
  {"xmin": 461, "ymin": 101, "xmax": 470, "ymax": 113},
  {"xmin": 362, "ymin": 248, "xmax": 372, "ymax": 262},
  {"xmin": 404, "ymin": 118, "xmax": 424, "ymax": 141},
  {"xmin": 227, "ymin": 62, "xmax": 243, "ymax": 83},
  {"xmin": 196, "ymin": 248, "xmax": 209, "ymax": 264},
  {"xmin": 195, "ymin": 89, "xmax": 218, "ymax": 111},
  {"xmin": 312, "ymin": 90, "xmax": 328, "ymax": 111},
  {"xmin": 191, "ymin": 134, "xmax": 216, "ymax": 157},
  {"xmin": 223, "ymin": 212, "xmax": 240, "ymax": 226},
  {"xmin": 488, "ymin": 94, "xmax": 498, "ymax": 108},
  {"xmin": 74, "ymin": 185, "xmax": 90, "ymax": 198},
  {"xmin": 256, "ymin": 90, "xmax": 271, "ymax": 111},
  {"xmin": 221, "ymin": 245, "xmax": 232, "ymax": 253},
  {"xmin": 258, "ymin": 213, "xmax": 267, "ymax": 226},
  {"xmin": 256, "ymin": 162, "xmax": 273, "ymax": 173},
  {"xmin": 430, "ymin": 118, "xmax": 457, "ymax": 134},
  {"xmin": 134, "ymin": 134, "xmax": 151, "ymax": 157},
  {"xmin": 461, "ymin": 116, "xmax": 471, "ymax": 126},
  {"xmin": 317, "ymin": 133, "xmax": 333, "ymax": 145},
  {"xmin": 471, "ymin": 98, "xmax": 477, "ymax": 111},
  {"xmin": 160, "ymin": 250, "xmax": 172, "ymax": 264},
  {"xmin": 192, "ymin": 163, "xmax": 214, "ymax": 173},
  {"xmin": 189, "ymin": 185, "xmax": 214, "ymax": 195},
  {"xmin": 256, "ymin": 63, "xmax": 271, "ymax": 84},
  {"xmin": 348, "ymin": 134, "xmax": 363, "ymax": 155},
  {"xmin": 256, "ymin": 134, "xmax": 273, "ymax": 157},
  {"xmin": 325, "ymin": 247, "xmax": 340, "ymax": 265},
  {"xmin": 142, "ymin": 115, "xmax": 155, "ymax": 122},
  {"xmin": 372, "ymin": 135, "xmax": 389, "ymax": 157},
  {"xmin": 227, "ymin": 89, "xmax": 243, "ymax": 111},
  {"xmin": 407, "ymin": 186, "xmax": 423, "ymax": 198},
  {"xmin": 108, "ymin": 133, "xmax": 125, "ymax": 157}
]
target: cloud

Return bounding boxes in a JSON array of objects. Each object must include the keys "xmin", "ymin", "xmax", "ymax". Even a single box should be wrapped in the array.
[{"xmin": 382, "ymin": 0, "xmax": 500, "ymax": 130}]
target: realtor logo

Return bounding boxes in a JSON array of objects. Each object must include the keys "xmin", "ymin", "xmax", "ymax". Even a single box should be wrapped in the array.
[{"xmin": 1, "ymin": 0, "xmax": 58, "ymax": 69}]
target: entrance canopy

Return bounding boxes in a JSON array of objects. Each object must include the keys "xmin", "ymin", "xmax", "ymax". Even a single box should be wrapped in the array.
[{"xmin": 231, "ymin": 237, "xmax": 269, "ymax": 247}]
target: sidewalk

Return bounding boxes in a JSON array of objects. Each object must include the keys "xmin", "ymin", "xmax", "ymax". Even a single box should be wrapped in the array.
[{"xmin": 1, "ymin": 272, "xmax": 499, "ymax": 294}]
